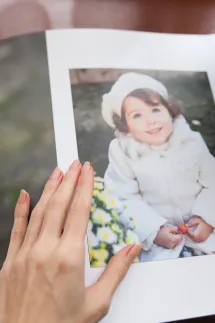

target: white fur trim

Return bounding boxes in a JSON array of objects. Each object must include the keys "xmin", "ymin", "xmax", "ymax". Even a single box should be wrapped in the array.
[
  {"xmin": 102, "ymin": 73, "xmax": 168, "ymax": 128},
  {"xmin": 115, "ymin": 115, "xmax": 198, "ymax": 160}
]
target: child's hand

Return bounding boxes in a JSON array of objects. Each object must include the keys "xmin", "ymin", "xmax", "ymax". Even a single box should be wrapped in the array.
[
  {"xmin": 187, "ymin": 216, "xmax": 213, "ymax": 243},
  {"xmin": 154, "ymin": 226, "xmax": 183, "ymax": 249}
]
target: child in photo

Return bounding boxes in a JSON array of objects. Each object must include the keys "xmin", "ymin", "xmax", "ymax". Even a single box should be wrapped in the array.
[{"xmin": 102, "ymin": 72, "xmax": 215, "ymax": 261}]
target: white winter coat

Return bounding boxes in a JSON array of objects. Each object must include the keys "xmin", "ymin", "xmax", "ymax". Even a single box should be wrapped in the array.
[{"xmin": 104, "ymin": 116, "xmax": 215, "ymax": 261}]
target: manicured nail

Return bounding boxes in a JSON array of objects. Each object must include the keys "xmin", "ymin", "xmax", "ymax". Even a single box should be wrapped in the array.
[
  {"xmin": 83, "ymin": 161, "xmax": 91, "ymax": 171},
  {"xmin": 18, "ymin": 189, "xmax": 27, "ymax": 204},
  {"xmin": 50, "ymin": 167, "xmax": 62, "ymax": 180},
  {"xmin": 69, "ymin": 160, "xmax": 81, "ymax": 171},
  {"xmin": 125, "ymin": 244, "xmax": 135, "ymax": 255},
  {"xmin": 127, "ymin": 243, "xmax": 142, "ymax": 257}
]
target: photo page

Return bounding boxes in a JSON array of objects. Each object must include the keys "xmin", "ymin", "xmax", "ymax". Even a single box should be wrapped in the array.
[
  {"xmin": 46, "ymin": 29, "xmax": 215, "ymax": 323},
  {"xmin": 70, "ymin": 68, "xmax": 215, "ymax": 267}
]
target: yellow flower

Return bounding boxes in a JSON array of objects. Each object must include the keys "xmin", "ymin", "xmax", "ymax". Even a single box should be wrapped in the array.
[
  {"xmin": 91, "ymin": 248, "xmax": 109, "ymax": 261},
  {"xmin": 107, "ymin": 198, "xmax": 118, "ymax": 208},
  {"xmin": 92, "ymin": 209, "xmax": 111, "ymax": 225},
  {"xmin": 94, "ymin": 176, "xmax": 104, "ymax": 183},
  {"xmin": 111, "ymin": 223, "xmax": 122, "ymax": 234},
  {"xmin": 97, "ymin": 227, "xmax": 118, "ymax": 243},
  {"xmin": 91, "ymin": 205, "xmax": 96, "ymax": 213},
  {"xmin": 100, "ymin": 242, "xmax": 107, "ymax": 249},
  {"xmin": 91, "ymin": 260, "xmax": 107, "ymax": 268},
  {"xmin": 89, "ymin": 248, "xmax": 94, "ymax": 262},
  {"xmin": 107, "ymin": 187, "xmax": 112, "ymax": 193},
  {"xmin": 94, "ymin": 182, "xmax": 104, "ymax": 190},
  {"xmin": 93, "ymin": 190, "xmax": 100, "ymax": 197},
  {"xmin": 106, "ymin": 195, "xmax": 120, "ymax": 210},
  {"xmin": 111, "ymin": 211, "xmax": 117, "ymax": 219},
  {"xmin": 125, "ymin": 237, "xmax": 132, "ymax": 244},
  {"xmin": 125, "ymin": 229, "xmax": 139, "ymax": 244},
  {"xmin": 97, "ymin": 192, "xmax": 106, "ymax": 202},
  {"xmin": 87, "ymin": 231, "xmax": 99, "ymax": 248},
  {"xmin": 130, "ymin": 216, "xmax": 135, "ymax": 221},
  {"xmin": 133, "ymin": 257, "xmax": 139, "ymax": 263}
]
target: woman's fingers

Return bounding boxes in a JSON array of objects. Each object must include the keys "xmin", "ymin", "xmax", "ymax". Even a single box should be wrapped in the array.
[
  {"xmin": 22, "ymin": 167, "xmax": 63, "ymax": 248},
  {"xmin": 5, "ymin": 190, "xmax": 30, "ymax": 264},
  {"xmin": 86, "ymin": 244, "xmax": 141, "ymax": 321},
  {"xmin": 62, "ymin": 162, "xmax": 94, "ymax": 246},
  {"xmin": 98, "ymin": 244, "xmax": 142, "ymax": 296},
  {"xmin": 40, "ymin": 161, "xmax": 82, "ymax": 238}
]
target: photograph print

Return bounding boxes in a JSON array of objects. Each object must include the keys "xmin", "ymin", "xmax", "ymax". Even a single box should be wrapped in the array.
[{"xmin": 70, "ymin": 68, "xmax": 215, "ymax": 267}]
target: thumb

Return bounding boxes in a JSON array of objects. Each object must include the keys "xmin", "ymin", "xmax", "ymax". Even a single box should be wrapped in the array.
[
  {"xmin": 97, "ymin": 243, "xmax": 142, "ymax": 296},
  {"xmin": 187, "ymin": 217, "xmax": 200, "ymax": 228},
  {"xmin": 86, "ymin": 244, "xmax": 142, "ymax": 320}
]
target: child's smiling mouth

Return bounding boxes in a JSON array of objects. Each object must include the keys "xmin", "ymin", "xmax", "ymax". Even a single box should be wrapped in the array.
[{"xmin": 147, "ymin": 127, "xmax": 162, "ymax": 135}]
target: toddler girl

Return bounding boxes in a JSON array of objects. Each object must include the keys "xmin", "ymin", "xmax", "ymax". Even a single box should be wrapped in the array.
[{"xmin": 102, "ymin": 72, "xmax": 215, "ymax": 262}]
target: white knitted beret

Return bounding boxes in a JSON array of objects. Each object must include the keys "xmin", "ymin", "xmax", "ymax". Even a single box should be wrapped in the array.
[{"xmin": 102, "ymin": 72, "xmax": 168, "ymax": 128}]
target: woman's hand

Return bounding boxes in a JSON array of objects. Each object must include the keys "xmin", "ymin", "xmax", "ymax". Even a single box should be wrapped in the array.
[
  {"xmin": 187, "ymin": 216, "xmax": 213, "ymax": 243},
  {"xmin": 154, "ymin": 226, "xmax": 183, "ymax": 249},
  {"xmin": 0, "ymin": 161, "xmax": 141, "ymax": 323}
]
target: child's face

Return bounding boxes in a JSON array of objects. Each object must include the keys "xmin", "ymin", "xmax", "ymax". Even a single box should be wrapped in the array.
[{"xmin": 123, "ymin": 96, "xmax": 173, "ymax": 146}]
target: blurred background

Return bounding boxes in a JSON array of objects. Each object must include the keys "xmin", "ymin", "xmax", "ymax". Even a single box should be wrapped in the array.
[
  {"xmin": 1, "ymin": 0, "xmax": 215, "ymax": 39},
  {"xmin": 0, "ymin": 32, "xmax": 56, "ymax": 265},
  {"xmin": 70, "ymin": 69, "xmax": 215, "ymax": 177}
]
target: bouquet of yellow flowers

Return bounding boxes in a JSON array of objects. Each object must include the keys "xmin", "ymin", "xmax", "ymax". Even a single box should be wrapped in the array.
[{"xmin": 88, "ymin": 176, "xmax": 140, "ymax": 267}]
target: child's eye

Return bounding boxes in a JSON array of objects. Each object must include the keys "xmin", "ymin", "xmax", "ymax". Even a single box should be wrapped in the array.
[
  {"xmin": 152, "ymin": 108, "xmax": 160, "ymax": 113},
  {"xmin": 133, "ymin": 113, "xmax": 142, "ymax": 119}
]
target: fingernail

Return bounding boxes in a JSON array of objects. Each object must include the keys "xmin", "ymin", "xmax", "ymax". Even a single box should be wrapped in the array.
[
  {"xmin": 125, "ymin": 244, "xmax": 135, "ymax": 255},
  {"xmin": 18, "ymin": 189, "xmax": 27, "ymax": 204},
  {"xmin": 127, "ymin": 244, "xmax": 142, "ymax": 258},
  {"xmin": 83, "ymin": 161, "xmax": 91, "ymax": 171},
  {"xmin": 50, "ymin": 167, "xmax": 62, "ymax": 180},
  {"xmin": 69, "ymin": 160, "xmax": 81, "ymax": 170}
]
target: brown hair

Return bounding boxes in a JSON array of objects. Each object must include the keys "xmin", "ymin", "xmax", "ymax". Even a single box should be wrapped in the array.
[{"xmin": 113, "ymin": 88, "xmax": 181, "ymax": 133}]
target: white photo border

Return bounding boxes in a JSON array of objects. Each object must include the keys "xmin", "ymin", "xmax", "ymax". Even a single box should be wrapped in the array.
[{"xmin": 46, "ymin": 29, "xmax": 215, "ymax": 323}]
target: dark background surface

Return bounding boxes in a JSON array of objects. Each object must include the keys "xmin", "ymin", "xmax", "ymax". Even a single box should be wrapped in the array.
[
  {"xmin": 1, "ymin": 0, "xmax": 215, "ymax": 40},
  {"xmin": 0, "ymin": 33, "xmax": 56, "ymax": 266}
]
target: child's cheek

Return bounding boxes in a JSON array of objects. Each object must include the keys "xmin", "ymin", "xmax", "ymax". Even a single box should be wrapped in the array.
[
  {"xmin": 163, "ymin": 123, "xmax": 173, "ymax": 140},
  {"xmin": 135, "ymin": 119, "xmax": 147, "ymax": 131},
  {"xmin": 131, "ymin": 127, "xmax": 148, "ymax": 142}
]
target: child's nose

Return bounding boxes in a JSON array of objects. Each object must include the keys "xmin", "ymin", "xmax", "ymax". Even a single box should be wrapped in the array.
[{"xmin": 146, "ymin": 117, "xmax": 154, "ymax": 125}]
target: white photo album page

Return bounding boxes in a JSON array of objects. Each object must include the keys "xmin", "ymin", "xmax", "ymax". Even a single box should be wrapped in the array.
[{"xmin": 46, "ymin": 29, "xmax": 215, "ymax": 323}]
